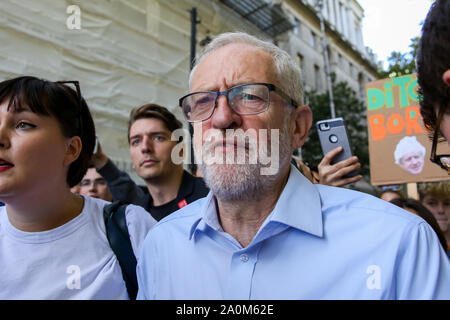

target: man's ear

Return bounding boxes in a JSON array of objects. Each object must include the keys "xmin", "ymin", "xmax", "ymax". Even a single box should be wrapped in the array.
[
  {"xmin": 63, "ymin": 136, "xmax": 82, "ymax": 166},
  {"xmin": 290, "ymin": 105, "xmax": 312, "ymax": 149},
  {"xmin": 443, "ymin": 69, "xmax": 450, "ymax": 86},
  {"xmin": 178, "ymin": 139, "xmax": 184, "ymax": 158}
]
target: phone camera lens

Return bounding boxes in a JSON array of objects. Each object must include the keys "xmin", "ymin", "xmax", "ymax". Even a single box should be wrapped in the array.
[{"xmin": 329, "ymin": 134, "xmax": 338, "ymax": 143}]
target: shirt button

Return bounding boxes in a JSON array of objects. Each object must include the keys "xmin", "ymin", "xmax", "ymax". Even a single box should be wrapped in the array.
[{"xmin": 240, "ymin": 254, "xmax": 249, "ymax": 262}]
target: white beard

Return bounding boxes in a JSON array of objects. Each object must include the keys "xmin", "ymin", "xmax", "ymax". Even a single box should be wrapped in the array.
[{"xmin": 195, "ymin": 124, "xmax": 292, "ymax": 202}]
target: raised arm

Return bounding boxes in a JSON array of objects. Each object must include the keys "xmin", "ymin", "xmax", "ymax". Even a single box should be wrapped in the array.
[
  {"xmin": 92, "ymin": 141, "xmax": 148, "ymax": 208},
  {"xmin": 318, "ymin": 146, "xmax": 362, "ymax": 187}
]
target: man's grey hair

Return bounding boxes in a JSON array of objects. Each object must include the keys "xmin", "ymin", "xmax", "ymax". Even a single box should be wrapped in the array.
[{"xmin": 189, "ymin": 32, "xmax": 304, "ymax": 106}]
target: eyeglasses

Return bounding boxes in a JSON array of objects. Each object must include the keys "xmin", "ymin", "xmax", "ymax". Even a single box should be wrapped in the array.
[
  {"xmin": 80, "ymin": 178, "xmax": 107, "ymax": 187},
  {"xmin": 56, "ymin": 80, "xmax": 83, "ymax": 135},
  {"xmin": 430, "ymin": 106, "xmax": 450, "ymax": 172},
  {"xmin": 179, "ymin": 83, "xmax": 297, "ymax": 123}
]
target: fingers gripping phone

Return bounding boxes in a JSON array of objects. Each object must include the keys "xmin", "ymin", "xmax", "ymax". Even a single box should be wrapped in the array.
[{"xmin": 316, "ymin": 117, "xmax": 357, "ymax": 177}]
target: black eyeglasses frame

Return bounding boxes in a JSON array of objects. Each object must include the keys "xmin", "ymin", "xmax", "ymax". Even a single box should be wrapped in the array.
[
  {"xmin": 430, "ymin": 106, "xmax": 450, "ymax": 172},
  {"xmin": 56, "ymin": 80, "xmax": 83, "ymax": 136},
  {"xmin": 178, "ymin": 82, "xmax": 298, "ymax": 123}
]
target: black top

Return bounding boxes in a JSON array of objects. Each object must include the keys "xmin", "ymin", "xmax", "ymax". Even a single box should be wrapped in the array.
[
  {"xmin": 98, "ymin": 159, "xmax": 209, "ymax": 221},
  {"xmin": 144, "ymin": 170, "xmax": 209, "ymax": 221}
]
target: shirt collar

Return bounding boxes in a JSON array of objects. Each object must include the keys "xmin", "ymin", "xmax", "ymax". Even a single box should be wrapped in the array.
[
  {"xmin": 189, "ymin": 191, "xmax": 217, "ymax": 239},
  {"xmin": 189, "ymin": 164, "xmax": 323, "ymax": 240},
  {"xmin": 269, "ymin": 165, "xmax": 323, "ymax": 237}
]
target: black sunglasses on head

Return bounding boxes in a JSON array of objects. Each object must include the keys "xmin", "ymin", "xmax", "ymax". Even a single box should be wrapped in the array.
[{"xmin": 56, "ymin": 80, "xmax": 83, "ymax": 136}]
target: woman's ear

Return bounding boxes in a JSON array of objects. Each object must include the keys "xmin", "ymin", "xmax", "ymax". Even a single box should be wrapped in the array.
[
  {"xmin": 290, "ymin": 105, "xmax": 313, "ymax": 149},
  {"xmin": 64, "ymin": 136, "xmax": 82, "ymax": 166}
]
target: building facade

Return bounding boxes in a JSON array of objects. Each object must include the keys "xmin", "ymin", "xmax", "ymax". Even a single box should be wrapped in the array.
[
  {"xmin": 0, "ymin": 0, "xmax": 378, "ymax": 183},
  {"xmin": 280, "ymin": 0, "xmax": 377, "ymax": 97}
]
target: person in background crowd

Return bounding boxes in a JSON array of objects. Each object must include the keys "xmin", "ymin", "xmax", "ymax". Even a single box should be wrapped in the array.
[
  {"xmin": 378, "ymin": 186, "xmax": 404, "ymax": 202},
  {"xmin": 419, "ymin": 182, "xmax": 450, "ymax": 249},
  {"xmin": 380, "ymin": 190, "xmax": 403, "ymax": 202},
  {"xmin": 70, "ymin": 183, "xmax": 81, "ymax": 195},
  {"xmin": 136, "ymin": 32, "xmax": 450, "ymax": 300},
  {"xmin": 91, "ymin": 104, "xmax": 209, "ymax": 221},
  {"xmin": 0, "ymin": 76, "xmax": 156, "ymax": 299},
  {"xmin": 417, "ymin": 0, "xmax": 450, "ymax": 172},
  {"xmin": 79, "ymin": 165, "xmax": 113, "ymax": 201},
  {"xmin": 390, "ymin": 197, "xmax": 448, "ymax": 255}
]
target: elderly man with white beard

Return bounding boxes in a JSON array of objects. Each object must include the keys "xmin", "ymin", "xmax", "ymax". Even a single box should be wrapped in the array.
[{"xmin": 136, "ymin": 32, "xmax": 450, "ymax": 299}]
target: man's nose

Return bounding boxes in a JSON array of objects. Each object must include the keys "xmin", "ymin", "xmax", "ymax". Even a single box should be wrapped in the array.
[
  {"xmin": 140, "ymin": 136, "xmax": 154, "ymax": 153},
  {"xmin": 210, "ymin": 95, "xmax": 242, "ymax": 129}
]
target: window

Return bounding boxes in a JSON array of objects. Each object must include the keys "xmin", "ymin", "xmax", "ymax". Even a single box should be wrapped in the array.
[
  {"xmin": 358, "ymin": 72, "xmax": 365, "ymax": 99},
  {"xmin": 314, "ymin": 64, "xmax": 321, "ymax": 90},
  {"xmin": 310, "ymin": 31, "xmax": 317, "ymax": 49},
  {"xmin": 327, "ymin": 46, "xmax": 333, "ymax": 65},
  {"xmin": 325, "ymin": 0, "xmax": 330, "ymax": 20},
  {"xmin": 297, "ymin": 53, "xmax": 303, "ymax": 68},
  {"xmin": 338, "ymin": 53, "xmax": 343, "ymax": 68},
  {"xmin": 354, "ymin": 22, "xmax": 359, "ymax": 45},
  {"xmin": 349, "ymin": 62, "xmax": 354, "ymax": 78},
  {"xmin": 293, "ymin": 18, "xmax": 300, "ymax": 36},
  {"xmin": 297, "ymin": 53, "xmax": 305, "ymax": 80}
]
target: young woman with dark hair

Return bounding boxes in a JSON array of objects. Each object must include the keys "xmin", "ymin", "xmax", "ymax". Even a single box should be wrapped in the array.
[{"xmin": 0, "ymin": 76, "xmax": 156, "ymax": 299}]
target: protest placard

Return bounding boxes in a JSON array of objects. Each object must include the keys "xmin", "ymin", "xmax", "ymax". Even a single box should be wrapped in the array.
[{"xmin": 366, "ymin": 74, "xmax": 450, "ymax": 185}]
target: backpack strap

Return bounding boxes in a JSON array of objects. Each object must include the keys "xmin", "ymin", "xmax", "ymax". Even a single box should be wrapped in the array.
[{"xmin": 103, "ymin": 201, "xmax": 138, "ymax": 300}]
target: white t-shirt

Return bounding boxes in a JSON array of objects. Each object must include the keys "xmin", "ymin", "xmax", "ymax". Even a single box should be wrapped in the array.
[{"xmin": 0, "ymin": 196, "xmax": 156, "ymax": 299}]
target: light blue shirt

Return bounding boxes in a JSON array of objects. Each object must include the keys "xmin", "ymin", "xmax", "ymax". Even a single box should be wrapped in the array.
[{"xmin": 137, "ymin": 166, "xmax": 450, "ymax": 299}]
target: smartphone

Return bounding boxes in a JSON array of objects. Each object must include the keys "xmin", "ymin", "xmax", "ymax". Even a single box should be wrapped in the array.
[{"xmin": 316, "ymin": 117, "xmax": 357, "ymax": 177}]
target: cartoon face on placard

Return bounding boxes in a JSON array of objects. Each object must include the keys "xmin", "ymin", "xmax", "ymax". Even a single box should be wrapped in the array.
[{"xmin": 365, "ymin": 74, "xmax": 450, "ymax": 185}]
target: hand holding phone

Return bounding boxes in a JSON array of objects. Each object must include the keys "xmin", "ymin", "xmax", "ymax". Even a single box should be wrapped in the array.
[
  {"xmin": 317, "ymin": 146, "xmax": 362, "ymax": 186},
  {"xmin": 316, "ymin": 118, "xmax": 359, "ymax": 181}
]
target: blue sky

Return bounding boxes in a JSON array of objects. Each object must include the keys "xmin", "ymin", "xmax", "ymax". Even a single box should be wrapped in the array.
[{"xmin": 357, "ymin": 0, "xmax": 433, "ymax": 69}]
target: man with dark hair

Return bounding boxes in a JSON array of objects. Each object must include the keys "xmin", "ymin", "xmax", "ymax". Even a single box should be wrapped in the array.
[
  {"xmin": 417, "ymin": 0, "xmax": 450, "ymax": 171},
  {"xmin": 92, "ymin": 103, "xmax": 209, "ymax": 221},
  {"xmin": 79, "ymin": 165, "xmax": 113, "ymax": 202},
  {"xmin": 379, "ymin": 187, "xmax": 404, "ymax": 203}
]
